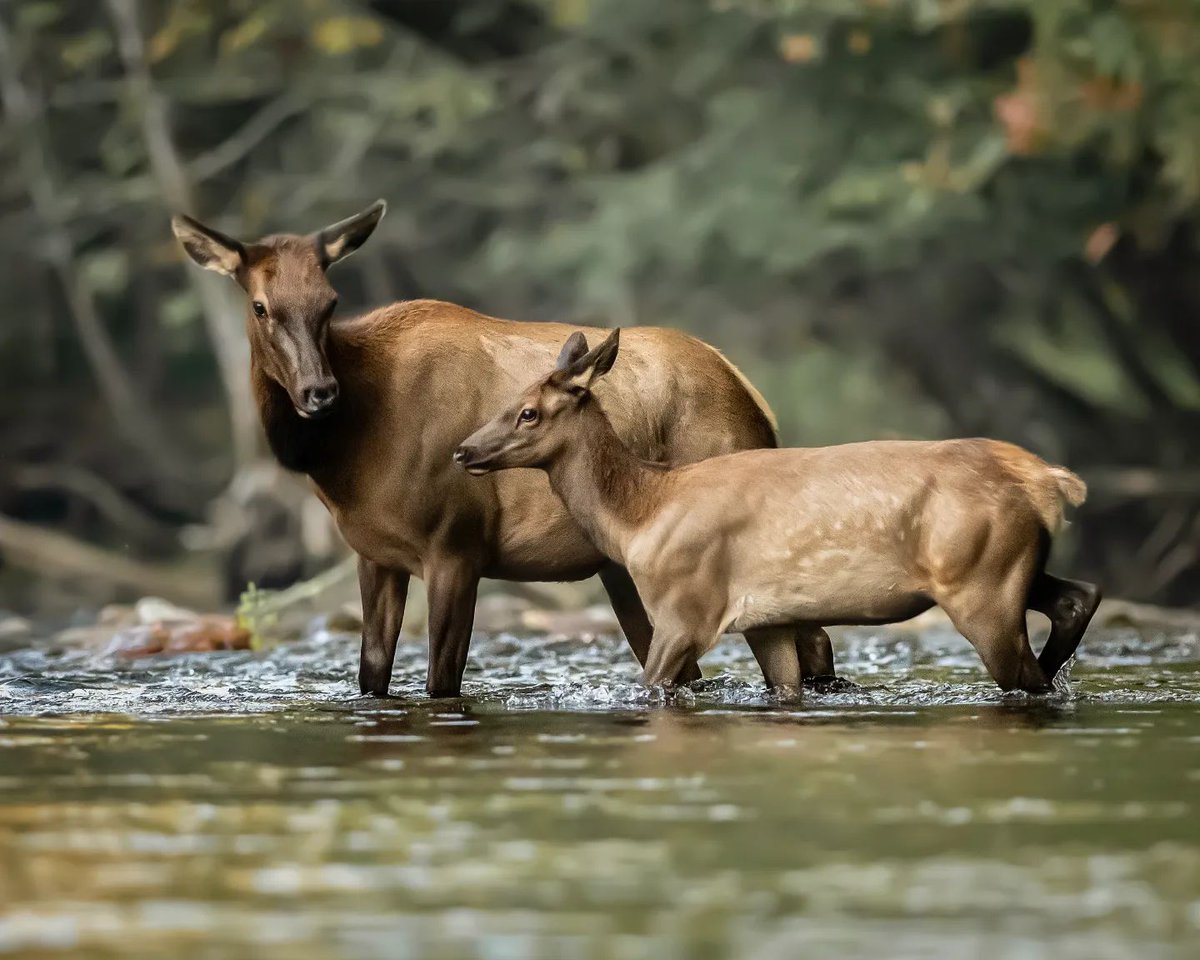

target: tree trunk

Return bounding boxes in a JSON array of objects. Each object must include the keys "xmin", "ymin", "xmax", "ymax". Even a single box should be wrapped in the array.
[{"xmin": 0, "ymin": 18, "xmax": 183, "ymax": 480}]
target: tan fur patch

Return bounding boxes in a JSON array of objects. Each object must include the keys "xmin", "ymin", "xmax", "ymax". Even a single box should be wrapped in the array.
[{"xmin": 988, "ymin": 441, "xmax": 1087, "ymax": 532}]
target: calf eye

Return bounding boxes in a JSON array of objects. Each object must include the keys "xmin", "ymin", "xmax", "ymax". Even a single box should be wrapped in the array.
[
  {"xmin": 519, "ymin": 408, "xmax": 538, "ymax": 424},
  {"xmin": 252, "ymin": 301, "xmax": 267, "ymax": 317}
]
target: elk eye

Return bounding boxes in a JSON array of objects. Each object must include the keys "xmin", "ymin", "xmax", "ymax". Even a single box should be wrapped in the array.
[
  {"xmin": 252, "ymin": 301, "xmax": 267, "ymax": 317},
  {"xmin": 519, "ymin": 408, "xmax": 538, "ymax": 424}
]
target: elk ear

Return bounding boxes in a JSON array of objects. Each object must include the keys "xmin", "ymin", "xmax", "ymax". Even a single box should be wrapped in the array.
[
  {"xmin": 555, "ymin": 332, "xmax": 590, "ymax": 371},
  {"xmin": 316, "ymin": 200, "xmax": 386, "ymax": 267},
  {"xmin": 561, "ymin": 328, "xmax": 620, "ymax": 395},
  {"xmin": 171, "ymin": 214, "xmax": 244, "ymax": 276}
]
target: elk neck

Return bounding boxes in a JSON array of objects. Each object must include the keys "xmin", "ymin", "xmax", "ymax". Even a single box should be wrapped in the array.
[
  {"xmin": 543, "ymin": 395, "xmax": 668, "ymax": 564},
  {"xmin": 251, "ymin": 324, "xmax": 378, "ymax": 485}
]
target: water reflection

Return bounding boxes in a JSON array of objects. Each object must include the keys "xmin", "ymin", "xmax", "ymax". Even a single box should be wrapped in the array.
[{"xmin": 0, "ymin": 624, "xmax": 1198, "ymax": 958}]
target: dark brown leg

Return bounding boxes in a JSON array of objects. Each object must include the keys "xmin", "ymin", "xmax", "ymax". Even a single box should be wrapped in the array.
[
  {"xmin": 424, "ymin": 557, "xmax": 480, "ymax": 698},
  {"xmin": 600, "ymin": 563, "xmax": 702, "ymax": 684},
  {"xmin": 1028, "ymin": 573, "xmax": 1102, "ymax": 681},
  {"xmin": 357, "ymin": 557, "xmax": 409, "ymax": 696},
  {"xmin": 796, "ymin": 625, "xmax": 836, "ymax": 680}
]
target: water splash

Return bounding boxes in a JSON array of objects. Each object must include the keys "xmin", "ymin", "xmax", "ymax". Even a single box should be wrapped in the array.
[{"xmin": 1, "ymin": 621, "xmax": 1196, "ymax": 718}]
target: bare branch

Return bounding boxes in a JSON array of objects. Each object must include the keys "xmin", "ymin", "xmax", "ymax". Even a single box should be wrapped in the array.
[
  {"xmin": 105, "ymin": 0, "xmax": 259, "ymax": 468},
  {"xmin": 10, "ymin": 464, "xmax": 179, "ymax": 547},
  {"xmin": 1068, "ymin": 261, "xmax": 1176, "ymax": 414},
  {"xmin": 1083, "ymin": 467, "xmax": 1200, "ymax": 499},
  {"xmin": 188, "ymin": 94, "xmax": 309, "ymax": 182}
]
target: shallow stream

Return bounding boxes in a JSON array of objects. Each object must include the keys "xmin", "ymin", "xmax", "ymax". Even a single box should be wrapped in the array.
[{"xmin": 1, "ymin": 621, "xmax": 1198, "ymax": 958}]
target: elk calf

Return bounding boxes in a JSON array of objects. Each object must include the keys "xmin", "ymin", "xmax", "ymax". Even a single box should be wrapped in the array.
[{"xmin": 455, "ymin": 330, "xmax": 1101, "ymax": 693}]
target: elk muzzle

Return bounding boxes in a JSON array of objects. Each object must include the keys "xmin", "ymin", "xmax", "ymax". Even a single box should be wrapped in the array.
[
  {"xmin": 297, "ymin": 377, "xmax": 340, "ymax": 419},
  {"xmin": 452, "ymin": 444, "xmax": 493, "ymax": 475}
]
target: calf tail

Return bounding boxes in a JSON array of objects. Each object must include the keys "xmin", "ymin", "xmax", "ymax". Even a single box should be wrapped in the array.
[
  {"xmin": 1049, "ymin": 466, "xmax": 1087, "ymax": 508},
  {"xmin": 990, "ymin": 441, "xmax": 1086, "ymax": 534},
  {"xmin": 1032, "ymin": 466, "xmax": 1087, "ymax": 533}
]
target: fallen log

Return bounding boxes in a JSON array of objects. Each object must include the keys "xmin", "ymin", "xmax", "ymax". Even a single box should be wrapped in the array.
[{"xmin": 0, "ymin": 513, "xmax": 218, "ymax": 609}]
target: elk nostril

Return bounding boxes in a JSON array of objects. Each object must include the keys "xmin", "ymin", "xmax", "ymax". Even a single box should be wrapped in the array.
[
  {"xmin": 452, "ymin": 447, "xmax": 468, "ymax": 464},
  {"xmin": 303, "ymin": 382, "xmax": 338, "ymax": 410}
]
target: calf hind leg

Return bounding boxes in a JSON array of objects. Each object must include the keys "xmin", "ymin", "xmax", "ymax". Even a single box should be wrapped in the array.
[
  {"xmin": 794, "ymin": 625, "xmax": 855, "ymax": 690},
  {"xmin": 795, "ymin": 625, "xmax": 835, "ymax": 682},
  {"xmin": 941, "ymin": 576, "xmax": 1050, "ymax": 694},
  {"xmin": 1028, "ymin": 573, "xmax": 1101, "ymax": 682},
  {"xmin": 745, "ymin": 626, "xmax": 802, "ymax": 691}
]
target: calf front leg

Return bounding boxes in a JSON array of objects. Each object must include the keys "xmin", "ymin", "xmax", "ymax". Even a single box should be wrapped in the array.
[
  {"xmin": 641, "ymin": 604, "xmax": 721, "ymax": 691},
  {"xmin": 424, "ymin": 556, "xmax": 481, "ymax": 698},
  {"xmin": 358, "ymin": 557, "xmax": 409, "ymax": 696},
  {"xmin": 599, "ymin": 563, "xmax": 702, "ymax": 684},
  {"xmin": 642, "ymin": 632, "xmax": 704, "ymax": 690}
]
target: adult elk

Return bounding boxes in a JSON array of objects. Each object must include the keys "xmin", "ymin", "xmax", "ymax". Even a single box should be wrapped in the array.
[
  {"xmin": 456, "ymin": 329, "xmax": 1102, "ymax": 692},
  {"xmin": 172, "ymin": 201, "xmax": 832, "ymax": 696}
]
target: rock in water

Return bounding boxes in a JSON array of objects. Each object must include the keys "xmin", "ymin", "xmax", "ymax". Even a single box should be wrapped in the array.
[{"xmin": 107, "ymin": 615, "xmax": 251, "ymax": 657}]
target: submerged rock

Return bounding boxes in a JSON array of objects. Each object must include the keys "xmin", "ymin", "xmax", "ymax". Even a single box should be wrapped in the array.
[
  {"xmin": 0, "ymin": 612, "xmax": 33, "ymax": 652},
  {"xmin": 520, "ymin": 603, "xmax": 620, "ymax": 637},
  {"xmin": 1094, "ymin": 599, "xmax": 1200, "ymax": 632},
  {"xmin": 134, "ymin": 596, "xmax": 202, "ymax": 624}
]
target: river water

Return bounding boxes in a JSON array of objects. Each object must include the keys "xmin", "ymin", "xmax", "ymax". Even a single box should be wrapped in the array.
[{"xmin": 1, "ymin": 620, "xmax": 1198, "ymax": 959}]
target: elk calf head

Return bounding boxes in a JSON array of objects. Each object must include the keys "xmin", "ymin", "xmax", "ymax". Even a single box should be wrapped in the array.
[
  {"xmin": 172, "ymin": 201, "xmax": 386, "ymax": 418},
  {"xmin": 455, "ymin": 329, "xmax": 620, "ymax": 473}
]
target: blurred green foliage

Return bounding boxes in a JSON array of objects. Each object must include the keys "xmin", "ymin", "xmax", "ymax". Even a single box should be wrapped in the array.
[{"xmin": 1, "ymin": 0, "xmax": 1197, "ymax": 602}]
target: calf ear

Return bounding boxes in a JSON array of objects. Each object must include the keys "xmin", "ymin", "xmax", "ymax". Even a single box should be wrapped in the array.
[
  {"xmin": 316, "ymin": 200, "xmax": 386, "ymax": 267},
  {"xmin": 555, "ymin": 332, "xmax": 590, "ymax": 371},
  {"xmin": 561, "ymin": 328, "xmax": 620, "ymax": 395},
  {"xmin": 171, "ymin": 214, "xmax": 244, "ymax": 276}
]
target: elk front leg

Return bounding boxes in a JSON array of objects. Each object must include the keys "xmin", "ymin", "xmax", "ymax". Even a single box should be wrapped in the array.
[
  {"xmin": 424, "ymin": 556, "xmax": 481, "ymax": 698},
  {"xmin": 599, "ymin": 563, "xmax": 702, "ymax": 684},
  {"xmin": 358, "ymin": 557, "xmax": 409, "ymax": 696}
]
